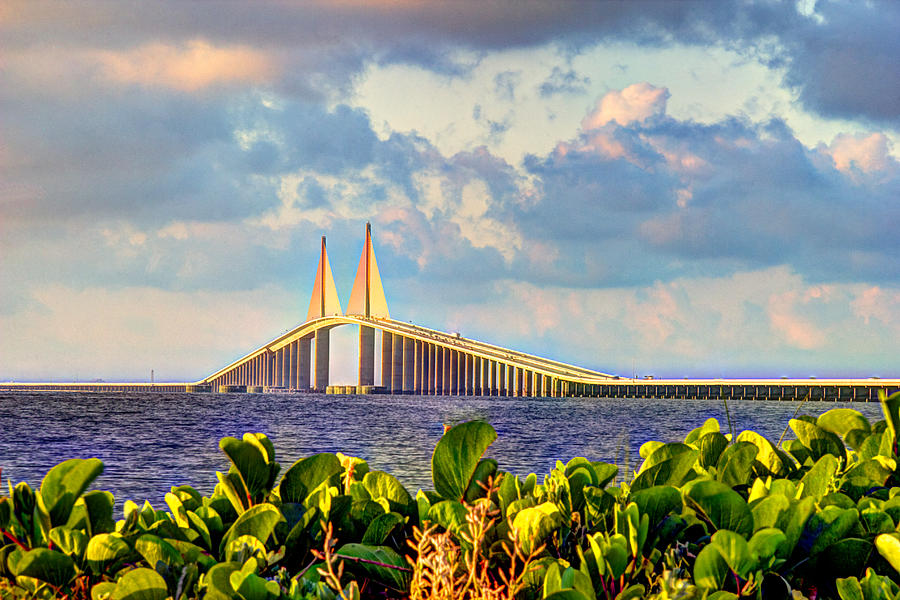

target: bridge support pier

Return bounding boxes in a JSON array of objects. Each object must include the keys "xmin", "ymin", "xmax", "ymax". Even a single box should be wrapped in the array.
[
  {"xmin": 314, "ymin": 329, "xmax": 329, "ymax": 391},
  {"xmin": 402, "ymin": 336, "xmax": 415, "ymax": 394},
  {"xmin": 299, "ymin": 337, "xmax": 311, "ymax": 390},
  {"xmin": 391, "ymin": 334, "xmax": 403, "ymax": 394},
  {"xmin": 358, "ymin": 326, "xmax": 375, "ymax": 386},
  {"xmin": 381, "ymin": 331, "xmax": 392, "ymax": 388}
]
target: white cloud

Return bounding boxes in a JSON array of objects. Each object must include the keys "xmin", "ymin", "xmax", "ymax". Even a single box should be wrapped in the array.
[
  {"xmin": 581, "ymin": 83, "xmax": 670, "ymax": 129},
  {"xmin": 92, "ymin": 39, "xmax": 276, "ymax": 92}
]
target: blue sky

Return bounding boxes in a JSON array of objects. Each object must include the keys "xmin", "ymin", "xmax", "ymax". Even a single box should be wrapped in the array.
[{"xmin": 1, "ymin": 1, "xmax": 898, "ymax": 382}]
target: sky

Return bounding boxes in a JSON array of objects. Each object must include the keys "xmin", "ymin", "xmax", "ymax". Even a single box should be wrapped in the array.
[{"xmin": 1, "ymin": 0, "xmax": 898, "ymax": 383}]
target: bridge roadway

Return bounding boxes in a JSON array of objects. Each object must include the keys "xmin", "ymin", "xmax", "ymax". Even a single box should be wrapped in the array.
[{"xmin": 2, "ymin": 316, "xmax": 897, "ymax": 400}]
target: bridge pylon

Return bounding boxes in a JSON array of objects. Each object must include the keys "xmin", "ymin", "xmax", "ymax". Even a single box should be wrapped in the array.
[
  {"xmin": 305, "ymin": 236, "xmax": 343, "ymax": 391},
  {"xmin": 347, "ymin": 222, "xmax": 389, "ymax": 387}
]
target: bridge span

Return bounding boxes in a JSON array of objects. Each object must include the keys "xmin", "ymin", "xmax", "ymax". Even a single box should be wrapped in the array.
[{"xmin": 2, "ymin": 223, "xmax": 897, "ymax": 400}]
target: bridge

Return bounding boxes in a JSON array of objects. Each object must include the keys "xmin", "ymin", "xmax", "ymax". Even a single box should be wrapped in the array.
[
  {"xmin": 199, "ymin": 223, "xmax": 616, "ymax": 397},
  {"xmin": 2, "ymin": 223, "xmax": 898, "ymax": 400}
]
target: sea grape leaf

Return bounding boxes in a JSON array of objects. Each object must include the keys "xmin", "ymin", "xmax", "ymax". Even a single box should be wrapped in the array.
[
  {"xmin": 629, "ymin": 486, "xmax": 682, "ymax": 530},
  {"xmin": 464, "ymin": 458, "xmax": 498, "ymax": 503},
  {"xmin": 631, "ymin": 446, "xmax": 699, "ymax": 492},
  {"xmin": 693, "ymin": 545, "xmax": 728, "ymax": 590},
  {"xmin": 512, "ymin": 502, "xmax": 563, "ymax": 555},
  {"xmin": 790, "ymin": 419, "xmax": 846, "ymax": 463},
  {"xmin": 698, "ymin": 432, "xmax": 729, "ymax": 469},
  {"xmin": 684, "ymin": 480, "xmax": 753, "ymax": 537},
  {"xmin": 751, "ymin": 495, "xmax": 790, "ymax": 532},
  {"xmin": 219, "ymin": 503, "xmax": 285, "ymax": 556},
  {"xmin": 135, "ymin": 534, "xmax": 184, "ymax": 569},
  {"xmin": 219, "ymin": 435, "xmax": 279, "ymax": 501},
  {"xmin": 336, "ymin": 543, "xmax": 409, "ymax": 591},
  {"xmin": 111, "ymin": 567, "xmax": 169, "ymax": 600},
  {"xmin": 48, "ymin": 526, "xmax": 87, "ymax": 561},
  {"xmin": 204, "ymin": 562, "xmax": 241, "ymax": 600},
  {"xmin": 685, "ymin": 418, "xmax": 721, "ymax": 445},
  {"xmin": 800, "ymin": 454, "xmax": 840, "ymax": 501},
  {"xmin": 279, "ymin": 453, "xmax": 342, "ymax": 504},
  {"xmin": 86, "ymin": 533, "xmax": 131, "ymax": 575},
  {"xmin": 818, "ymin": 409, "xmax": 871, "ymax": 439},
  {"xmin": 716, "ymin": 442, "xmax": 758, "ymax": 487},
  {"xmin": 40, "ymin": 458, "xmax": 104, "ymax": 528},
  {"xmin": 736, "ymin": 431, "xmax": 794, "ymax": 477},
  {"xmin": 432, "ymin": 421, "xmax": 497, "ymax": 501},
  {"xmin": 710, "ymin": 529, "xmax": 752, "ymax": 578},
  {"xmin": 875, "ymin": 533, "xmax": 900, "ymax": 576},
  {"xmin": 800, "ymin": 506, "xmax": 860, "ymax": 556},
  {"xmin": 14, "ymin": 548, "xmax": 75, "ymax": 587},
  {"xmin": 427, "ymin": 500, "xmax": 467, "ymax": 537},
  {"xmin": 361, "ymin": 512, "xmax": 405, "ymax": 545},
  {"xmin": 363, "ymin": 471, "xmax": 414, "ymax": 516}
]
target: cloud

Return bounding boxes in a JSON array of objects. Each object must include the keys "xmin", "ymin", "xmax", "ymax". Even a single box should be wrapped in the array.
[
  {"xmin": 92, "ymin": 39, "xmax": 276, "ymax": 91},
  {"xmin": 539, "ymin": 67, "xmax": 590, "ymax": 97},
  {"xmin": 581, "ymin": 83, "xmax": 670, "ymax": 129},
  {"xmin": 822, "ymin": 132, "xmax": 895, "ymax": 176}
]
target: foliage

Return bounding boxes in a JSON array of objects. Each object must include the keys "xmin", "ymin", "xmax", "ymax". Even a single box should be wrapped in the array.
[{"xmin": 2, "ymin": 390, "xmax": 900, "ymax": 599}]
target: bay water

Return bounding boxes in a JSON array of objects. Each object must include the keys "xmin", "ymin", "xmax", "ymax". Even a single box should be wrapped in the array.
[{"xmin": 0, "ymin": 392, "xmax": 884, "ymax": 507}]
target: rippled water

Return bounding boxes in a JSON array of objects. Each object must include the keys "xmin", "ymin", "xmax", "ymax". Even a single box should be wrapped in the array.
[{"xmin": 0, "ymin": 392, "xmax": 884, "ymax": 507}]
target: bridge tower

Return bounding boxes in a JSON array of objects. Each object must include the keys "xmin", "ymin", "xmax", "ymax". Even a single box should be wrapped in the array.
[
  {"xmin": 346, "ymin": 222, "xmax": 389, "ymax": 387},
  {"xmin": 306, "ymin": 236, "xmax": 343, "ymax": 391}
]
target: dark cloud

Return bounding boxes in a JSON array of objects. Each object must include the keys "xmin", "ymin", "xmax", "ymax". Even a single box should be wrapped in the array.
[
  {"xmin": 539, "ymin": 67, "xmax": 591, "ymax": 97},
  {"xmin": 4, "ymin": 1, "xmax": 896, "ymax": 124}
]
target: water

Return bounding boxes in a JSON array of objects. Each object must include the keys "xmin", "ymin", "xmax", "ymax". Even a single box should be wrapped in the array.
[{"xmin": 0, "ymin": 392, "xmax": 884, "ymax": 507}]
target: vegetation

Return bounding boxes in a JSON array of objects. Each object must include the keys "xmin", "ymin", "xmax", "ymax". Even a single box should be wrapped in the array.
[{"xmin": 3, "ymin": 391, "xmax": 900, "ymax": 600}]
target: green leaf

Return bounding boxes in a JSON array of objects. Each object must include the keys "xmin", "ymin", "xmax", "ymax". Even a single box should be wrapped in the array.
[
  {"xmin": 431, "ymin": 421, "xmax": 497, "ymax": 501},
  {"xmin": 111, "ymin": 567, "xmax": 169, "ymax": 600},
  {"xmin": 426, "ymin": 500, "xmax": 468, "ymax": 537},
  {"xmin": 135, "ymin": 534, "xmax": 184, "ymax": 569},
  {"xmin": 92, "ymin": 581, "xmax": 117, "ymax": 600},
  {"xmin": 230, "ymin": 561, "xmax": 272, "ymax": 600},
  {"xmin": 631, "ymin": 446, "xmax": 699, "ymax": 492},
  {"xmin": 716, "ymin": 442, "xmax": 758, "ymax": 487},
  {"xmin": 751, "ymin": 495, "xmax": 790, "ymax": 532},
  {"xmin": 336, "ymin": 543, "xmax": 409, "ymax": 591},
  {"xmin": 818, "ymin": 409, "xmax": 871, "ymax": 439},
  {"xmin": 790, "ymin": 419, "xmax": 846, "ymax": 463},
  {"xmin": 543, "ymin": 591, "xmax": 590, "ymax": 600},
  {"xmin": 204, "ymin": 562, "xmax": 241, "ymax": 600},
  {"xmin": 736, "ymin": 431, "xmax": 794, "ymax": 477},
  {"xmin": 685, "ymin": 418, "xmax": 721, "ymax": 446},
  {"xmin": 820, "ymin": 538, "xmax": 872, "ymax": 579},
  {"xmin": 220, "ymin": 435, "xmax": 279, "ymax": 501},
  {"xmin": 880, "ymin": 390, "xmax": 900, "ymax": 451},
  {"xmin": 279, "ymin": 453, "xmax": 342, "ymax": 504},
  {"xmin": 694, "ymin": 545, "xmax": 728, "ymax": 590},
  {"xmin": 363, "ymin": 471, "xmax": 414, "ymax": 516},
  {"xmin": 876, "ymin": 533, "xmax": 900, "ymax": 575},
  {"xmin": 629, "ymin": 486, "xmax": 682, "ymax": 530},
  {"xmin": 711, "ymin": 529, "xmax": 752, "ymax": 578},
  {"xmin": 835, "ymin": 576, "xmax": 864, "ymax": 600},
  {"xmin": 80, "ymin": 490, "xmax": 116, "ymax": 535},
  {"xmin": 14, "ymin": 548, "xmax": 75, "ymax": 587},
  {"xmin": 49, "ymin": 526, "xmax": 88, "ymax": 561},
  {"xmin": 464, "ymin": 458, "xmax": 498, "ymax": 503},
  {"xmin": 799, "ymin": 454, "xmax": 839, "ymax": 500},
  {"xmin": 40, "ymin": 458, "xmax": 104, "ymax": 527},
  {"xmin": 801, "ymin": 506, "xmax": 859, "ymax": 556},
  {"xmin": 747, "ymin": 528, "xmax": 786, "ymax": 571},
  {"xmin": 684, "ymin": 480, "xmax": 753, "ymax": 537},
  {"xmin": 361, "ymin": 512, "xmax": 405, "ymax": 545},
  {"xmin": 85, "ymin": 533, "xmax": 131, "ymax": 575},
  {"xmin": 512, "ymin": 502, "xmax": 562, "ymax": 555},
  {"xmin": 219, "ymin": 503, "xmax": 285, "ymax": 556},
  {"xmin": 698, "ymin": 432, "xmax": 729, "ymax": 469}
]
